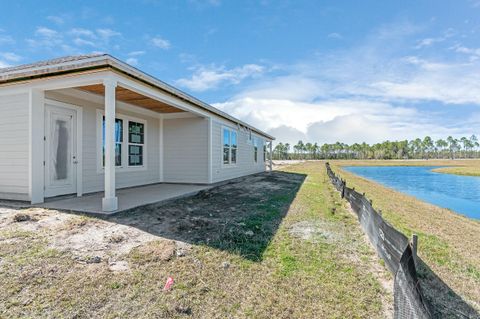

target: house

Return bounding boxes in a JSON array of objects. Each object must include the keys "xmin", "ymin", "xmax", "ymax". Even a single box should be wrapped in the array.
[{"xmin": 0, "ymin": 54, "xmax": 274, "ymax": 212}]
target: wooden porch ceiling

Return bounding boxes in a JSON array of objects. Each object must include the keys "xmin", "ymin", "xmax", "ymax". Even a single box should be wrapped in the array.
[{"xmin": 78, "ymin": 84, "xmax": 184, "ymax": 113}]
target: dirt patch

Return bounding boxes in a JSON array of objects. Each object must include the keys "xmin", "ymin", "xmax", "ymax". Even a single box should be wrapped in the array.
[
  {"xmin": 0, "ymin": 167, "xmax": 394, "ymax": 318},
  {"xmin": 129, "ymin": 240, "xmax": 177, "ymax": 263},
  {"xmin": 50, "ymin": 218, "xmax": 159, "ymax": 259},
  {"xmin": 106, "ymin": 171, "xmax": 306, "ymax": 261},
  {"xmin": 288, "ymin": 220, "xmax": 342, "ymax": 243}
]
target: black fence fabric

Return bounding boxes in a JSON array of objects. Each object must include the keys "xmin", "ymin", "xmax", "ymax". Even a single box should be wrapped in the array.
[{"xmin": 326, "ymin": 163, "xmax": 431, "ymax": 319}]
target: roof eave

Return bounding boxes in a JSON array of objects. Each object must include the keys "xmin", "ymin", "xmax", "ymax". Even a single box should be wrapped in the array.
[{"xmin": 0, "ymin": 54, "xmax": 274, "ymax": 140}]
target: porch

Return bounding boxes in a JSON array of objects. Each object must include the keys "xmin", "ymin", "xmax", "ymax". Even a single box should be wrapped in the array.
[
  {"xmin": 9, "ymin": 55, "xmax": 273, "ymax": 213},
  {"xmin": 38, "ymin": 183, "xmax": 211, "ymax": 214},
  {"xmin": 36, "ymin": 69, "xmax": 212, "ymax": 213}
]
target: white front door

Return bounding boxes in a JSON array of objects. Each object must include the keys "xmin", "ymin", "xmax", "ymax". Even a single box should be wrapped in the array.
[{"xmin": 44, "ymin": 104, "xmax": 78, "ymax": 197}]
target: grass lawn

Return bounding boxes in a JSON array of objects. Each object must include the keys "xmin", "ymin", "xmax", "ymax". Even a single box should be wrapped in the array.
[
  {"xmin": 0, "ymin": 165, "xmax": 391, "ymax": 318},
  {"xmin": 329, "ymin": 159, "xmax": 480, "ymax": 314},
  {"xmin": 432, "ymin": 162, "xmax": 480, "ymax": 177}
]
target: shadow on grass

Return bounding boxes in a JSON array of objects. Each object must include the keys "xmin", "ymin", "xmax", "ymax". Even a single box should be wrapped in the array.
[
  {"xmin": 416, "ymin": 257, "xmax": 479, "ymax": 318},
  {"xmin": 98, "ymin": 171, "xmax": 306, "ymax": 262}
]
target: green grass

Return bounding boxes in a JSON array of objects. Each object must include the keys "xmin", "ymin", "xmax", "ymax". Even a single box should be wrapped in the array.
[
  {"xmin": 329, "ymin": 159, "xmax": 480, "ymax": 312},
  {"xmin": 0, "ymin": 165, "xmax": 391, "ymax": 318}
]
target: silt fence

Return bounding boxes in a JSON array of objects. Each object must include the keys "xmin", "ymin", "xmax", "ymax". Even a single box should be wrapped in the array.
[{"xmin": 326, "ymin": 163, "xmax": 431, "ymax": 319}]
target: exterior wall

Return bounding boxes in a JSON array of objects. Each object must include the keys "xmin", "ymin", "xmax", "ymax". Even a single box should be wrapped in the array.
[
  {"xmin": 0, "ymin": 93, "xmax": 30, "ymax": 200},
  {"xmin": 211, "ymin": 120, "xmax": 266, "ymax": 183},
  {"xmin": 46, "ymin": 91, "xmax": 160, "ymax": 195},
  {"xmin": 163, "ymin": 117, "xmax": 209, "ymax": 183}
]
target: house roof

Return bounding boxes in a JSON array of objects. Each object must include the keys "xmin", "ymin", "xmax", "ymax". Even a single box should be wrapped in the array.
[{"xmin": 0, "ymin": 54, "xmax": 274, "ymax": 140}]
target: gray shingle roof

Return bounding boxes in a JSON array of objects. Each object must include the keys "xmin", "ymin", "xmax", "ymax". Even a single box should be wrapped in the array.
[
  {"xmin": 0, "ymin": 54, "xmax": 274, "ymax": 140},
  {"xmin": 0, "ymin": 54, "xmax": 105, "ymax": 73}
]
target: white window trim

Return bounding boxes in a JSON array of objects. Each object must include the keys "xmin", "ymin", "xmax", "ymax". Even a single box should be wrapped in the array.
[
  {"xmin": 221, "ymin": 125, "xmax": 238, "ymax": 168},
  {"xmin": 96, "ymin": 109, "xmax": 148, "ymax": 174}
]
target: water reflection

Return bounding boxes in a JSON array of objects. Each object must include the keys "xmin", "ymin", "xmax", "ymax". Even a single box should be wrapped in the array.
[{"xmin": 344, "ymin": 166, "xmax": 480, "ymax": 220}]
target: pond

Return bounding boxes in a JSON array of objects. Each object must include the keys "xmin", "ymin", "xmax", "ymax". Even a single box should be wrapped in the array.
[{"xmin": 343, "ymin": 166, "xmax": 480, "ymax": 220}]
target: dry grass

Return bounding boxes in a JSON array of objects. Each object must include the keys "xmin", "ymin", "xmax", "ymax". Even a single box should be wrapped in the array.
[
  {"xmin": 0, "ymin": 167, "xmax": 391, "ymax": 318},
  {"xmin": 432, "ymin": 163, "xmax": 480, "ymax": 177},
  {"xmin": 330, "ymin": 159, "xmax": 480, "ymax": 312}
]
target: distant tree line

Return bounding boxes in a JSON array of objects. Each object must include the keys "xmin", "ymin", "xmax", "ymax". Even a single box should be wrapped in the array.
[{"xmin": 273, "ymin": 135, "xmax": 480, "ymax": 160}]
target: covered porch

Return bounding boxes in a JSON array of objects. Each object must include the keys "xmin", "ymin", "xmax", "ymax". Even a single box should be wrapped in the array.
[
  {"xmin": 39, "ymin": 183, "xmax": 211, "ymax": 214},
  {"xmin": 29, "ymin": 67, "xmax": 212, "ymax": 212}
]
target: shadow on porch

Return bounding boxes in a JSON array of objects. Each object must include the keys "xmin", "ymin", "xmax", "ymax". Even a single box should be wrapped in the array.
[
  {"xmin": 39, "ymin": 183, "xmax": 211, "ymax": 214},
  {"xmin": 92, "ymin": 171, "xmax": 306, "ymax": 262}
]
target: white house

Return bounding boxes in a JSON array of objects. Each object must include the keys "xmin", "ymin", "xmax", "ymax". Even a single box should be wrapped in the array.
[{"xmin": 0, "ymin": 54, "xmax": 274, "ymax": 212}]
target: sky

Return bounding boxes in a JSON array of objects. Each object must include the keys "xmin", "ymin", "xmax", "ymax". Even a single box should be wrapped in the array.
[{"xmin": 1, "ymin": 0, "xmax": 480, "ymax": 145}]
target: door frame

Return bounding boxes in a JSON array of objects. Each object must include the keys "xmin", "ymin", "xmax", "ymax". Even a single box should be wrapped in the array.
[{"xmin": 44, "ymin": 98, "xmax": 83, "ymax": 198}]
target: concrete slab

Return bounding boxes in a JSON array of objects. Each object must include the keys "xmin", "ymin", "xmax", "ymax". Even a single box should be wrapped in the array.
[{"xmin": 38, "ymin": 183, "xmax": 211, "ymax": 215}]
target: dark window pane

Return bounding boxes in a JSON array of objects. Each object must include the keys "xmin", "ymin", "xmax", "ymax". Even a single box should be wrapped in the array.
[
  {"xmin": 115, "ymin": 144, "xmax": 122, "ymax": 166},
  {"xmin": 129, "ymin": 121, "xmax": 144, "ymax": 144},
  {"xmin": 102, "ymin": 144, "xmax": 122, "ymax": 167},
  {"xmin": 254, "ymin": 146, "xmax": 258, "ymax": 162},
  {"xmin": 128, "ymin": 145, "xmax": 143, "ymax": 166},
  {"xmin": 231, "ymin": 148, "xmax": 237, "ymax": 164},
  {"xmin": 223, "ymin": 147, "xmax": 229, "ymax": 164}
]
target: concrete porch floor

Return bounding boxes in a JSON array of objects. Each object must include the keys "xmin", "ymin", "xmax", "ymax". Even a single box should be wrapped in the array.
[{"xmin": 38, "ymin": 183, "xmax": 211, "ymax": 215}]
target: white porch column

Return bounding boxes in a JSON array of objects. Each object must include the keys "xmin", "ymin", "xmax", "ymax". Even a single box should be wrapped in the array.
[
  {"xmin": 102, "ymin": 79, "xmax": 118, "ymax": 212},
  {"xmin": 269, "ymin": 141, "xmax": 273, "ymax": 173},
  {"xmin": 29, "ymin": 89, "xmax": 45, "ymax": 204}
]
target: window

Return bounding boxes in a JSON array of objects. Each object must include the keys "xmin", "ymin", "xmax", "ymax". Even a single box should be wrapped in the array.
[
  {"xmin": 264, "ymin": 144, "xmax": 267, "ymax": 162},
  {"xmin": 98, "ymin": 111, "xmax": 147, "ymax": 171},
  {"xmin": 253, "ymin": 137, "xmax": 258, "ymax": 163},
  {"xmin": 128, "ymin": 121, "xmax": 144, "ymax": 166},
  {"xmin": 223, "ymin": 127, "xmax": 237, "ymax": 165},
  {"xmin": 102, "ymin": 117, "xmax": 123, "ymax": 167}
]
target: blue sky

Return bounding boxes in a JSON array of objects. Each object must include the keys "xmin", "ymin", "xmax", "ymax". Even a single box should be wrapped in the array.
[{"xmin": 1, "ymin": 0, "xmax": 480, "ymax": 145}]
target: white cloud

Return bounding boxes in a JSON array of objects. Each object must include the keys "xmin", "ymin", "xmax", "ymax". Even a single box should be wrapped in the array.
[
  {"xmin": 96, "ymin": 28, "xmax": 121, "ymax": 40},
  {"xmin": 177, "ymin": 64, "xmax": 265, "ymax": 91},
  {"xmin": 126, "ymin": 57, "xmax": 139, "ymax": 66},
  {"xmin": 327, "ymin": 32, "xmax": 342, "ymax": 39},
  {"xmin": 27, "ymin": 26, "xmax": 122, "ymax": 53},
  {"xmin": 0, "ymin": 52, "xmax": 21, "ymax": 62},
  {"xmin": 73, "ymin": 38, "xmax": 96, "ymax": 47},
  {"xmin": 35, "ymin": 26, "xmax": 59, "ymax": 39},
  {"xmin": 188, "ymin": 0, "xmax": 221, "ymax": 7},
  {"xmin": 128, "ymin": 50, "xmax": 146, "ymax": 56},
  {"xmin": 46, "ymin": 15, "xmax": 65, "ymax": 25},
  {"xmin": 0, "ymin": 33, "xmax": 14, "ymax": 45},
  {"xmin": 28, "ymin": 26, "xmax": 63, "ymax": 49},
  {"xmin": 415, "ymin": 37, "xmax": 443, "ymax": 48},
  {"xmin": 208, "ymin": 22, "xmax": 480, "ymax": 145},
  {"xmin": 69, "ymin": 28, "xmax": 96, "ymax": 38},
  {"xmin": 0, "ymin": 61, "xmax": 11, "ymax": 68},
  {"xmin": 151, "ymin": 36, "xmax": 171, "ymax": 49}
]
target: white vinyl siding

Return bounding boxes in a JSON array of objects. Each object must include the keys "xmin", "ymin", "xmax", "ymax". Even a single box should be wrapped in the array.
[
  {"xmin": 0, "ymin": 93, "xmax": 30, "ymax": 200},
  {"xmin": 46, "ymin": 91, "xmax": 160, "ymax": 194},
  {"xmin": 163, "ymin": 117, "xmax": 209, "ymax": 183},
  {"xmin": 212, "ymin": 120, "xmax": 266, "ymax": 183}
]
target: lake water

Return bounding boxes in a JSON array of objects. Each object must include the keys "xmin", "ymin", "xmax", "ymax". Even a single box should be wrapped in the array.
[{"xmin": 343, "ymin": 166, "xmax": 480, "ymax": 220}]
